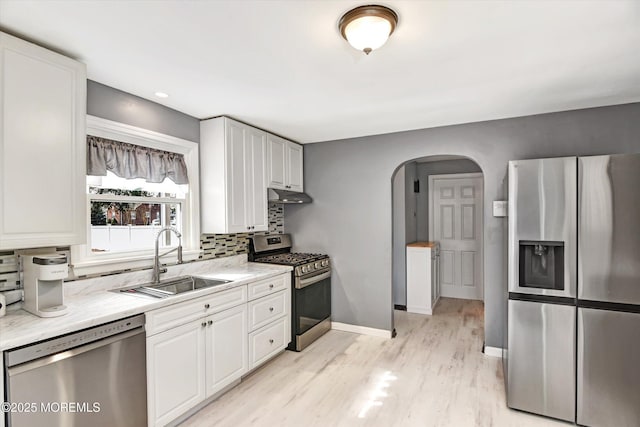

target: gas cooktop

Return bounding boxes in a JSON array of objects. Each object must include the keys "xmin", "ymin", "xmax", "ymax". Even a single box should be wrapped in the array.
[{"xmin": 253, "ymin": 252, "xmax": 327, "ymax": 267}]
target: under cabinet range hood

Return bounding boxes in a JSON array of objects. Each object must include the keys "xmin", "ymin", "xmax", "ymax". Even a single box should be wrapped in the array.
[{"xmin": 268, "ymin": 188, "xmax": 312, "ymax": 204}]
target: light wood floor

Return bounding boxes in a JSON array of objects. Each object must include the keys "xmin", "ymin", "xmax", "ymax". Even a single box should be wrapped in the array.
[{"xmin": 182, "ymin": 298, "xmax": 566, "ymax": 427}]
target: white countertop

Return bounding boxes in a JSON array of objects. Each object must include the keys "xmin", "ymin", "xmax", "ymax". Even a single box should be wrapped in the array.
[{"xmin": 0, "ymin": 262, "xmax": 291, "ymax": 352}]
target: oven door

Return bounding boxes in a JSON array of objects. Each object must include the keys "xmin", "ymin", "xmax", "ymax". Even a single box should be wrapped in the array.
[{"xmin": 295, "ymin": 270, "xmax": 331, "ymax": 336}]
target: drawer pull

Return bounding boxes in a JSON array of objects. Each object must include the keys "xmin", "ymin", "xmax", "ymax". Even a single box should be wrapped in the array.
[
  {"xmin": 204, "ymin": 303, "xmax": 210, "ymax": 309},
  {"xmin": 207, "ymin": 320, "xmax": 213, "ymax": 326},
  {"xmin": 269, "ymin": 307, "xmax": 274, "ymax": 312},
  {"xmin": 269, "ymin": 284, "xmax": 274, "ymax": 289},
  {"xmin": 269, "ymin": 339, "xmax": 274, "ymax": 344},
  {"xmin": 201, "ymin": 322, "xmax": 207, "ymax": 327}
]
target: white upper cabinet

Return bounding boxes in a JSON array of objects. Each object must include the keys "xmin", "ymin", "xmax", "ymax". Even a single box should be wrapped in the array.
[
  {"xmin": 200, "ymin": 117, "xmax": 268, "ymax": 234},
  {"xmin": 246, "ymin": 127, "xmax": 268, "ymax": 231},
  {"xmin": 287, "ymin": 142, "xmax": 304, "ymax": 192},
  {"xmin": 266, "ymin": 134, "xmax": 286, "ymax": 189},
  {"xmin": 0, "ymin": 31, "xmax": 86, "ymax": 250},
  {"xmin": 267, "ymin": 134, "xmax": 304, "ymax": 192}
]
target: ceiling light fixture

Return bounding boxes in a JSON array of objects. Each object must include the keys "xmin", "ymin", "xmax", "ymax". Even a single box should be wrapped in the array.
[
  {"xmin": 339, "ymin": 5, "xmax": 398, "ymax": 55},
  {"xmin": 154, "ymin": 91, "xmax": 169, "ymax": 98}
]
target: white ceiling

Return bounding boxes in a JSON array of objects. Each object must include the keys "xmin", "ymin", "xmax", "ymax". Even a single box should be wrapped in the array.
[{"xmin": 1, "ymin": 0, "xmax": 639, "ymax": 143}]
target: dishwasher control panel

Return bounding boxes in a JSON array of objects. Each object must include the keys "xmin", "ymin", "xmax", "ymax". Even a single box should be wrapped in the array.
[{"xmin": 5, "ymin": 314, "xmax": 145, "ymax": 367}]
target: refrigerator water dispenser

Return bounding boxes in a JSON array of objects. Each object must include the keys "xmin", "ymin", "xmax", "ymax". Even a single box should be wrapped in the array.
[{"xmin": 519, "ymin": 241, "xmax": 564, "ymax": 290}]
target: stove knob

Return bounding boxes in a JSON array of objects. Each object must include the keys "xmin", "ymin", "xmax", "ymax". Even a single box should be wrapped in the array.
[
  {"xmin": 301, "ymin": 266, "xmax": 308, "ymax": 273},
  {"xmin": 315, "ymin": 262, "xmax": 320, "ymax": 269},
  {"xmin": 322, "ymin": 260, "xmax": 329, "ymax": 267}
]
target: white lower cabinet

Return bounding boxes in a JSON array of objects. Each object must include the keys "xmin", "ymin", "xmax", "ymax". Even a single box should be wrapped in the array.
[
  {"xmin": 145, "ymin": 273, "xmax": 290, "ymax": 426},
  {"xmin": 205, "ymin": 304, "xmax": 248, "ymax": 396},
  {"xmin": 147, "ymin": 319, "xmax": 206, "ymax": 427},
  {"xmin": 248, "ymin": 316, "xmax": 288, "ymax": 369},
  {"xmin": 406, "ymin": 243, "xmax": 440, "ymax": 315}
]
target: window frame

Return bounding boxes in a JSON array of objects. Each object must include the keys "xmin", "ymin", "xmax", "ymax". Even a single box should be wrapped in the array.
[{"xmin": 71, "ymin": 116, "xmax": 201, "ymax": 276}]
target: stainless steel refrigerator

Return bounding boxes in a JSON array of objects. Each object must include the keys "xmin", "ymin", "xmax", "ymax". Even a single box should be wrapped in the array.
[{"xmin": 506, "ymin": 154, "xmax": 640, "ymax": 426}]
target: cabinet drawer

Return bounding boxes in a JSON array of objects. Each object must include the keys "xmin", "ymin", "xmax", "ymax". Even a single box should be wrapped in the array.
[
  {"xmin": 248, "ymin": 317, "xmax": 287, "ymax": 369},
  {"xmin": 247, "ymin": 274, "xmax": 288, "ymax": 301},
  {"xmin": 248, "ymin": 290, "xmax": 287, "ymax": 332},
  {"xmin": 146, "ymin": 286, "xmax": 247, "ymax": 336}
]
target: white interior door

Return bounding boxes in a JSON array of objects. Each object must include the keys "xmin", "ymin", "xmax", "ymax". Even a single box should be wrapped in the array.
[{"xmin": 430, "ymin": 174, "xmax": 483, "ymax": 300}]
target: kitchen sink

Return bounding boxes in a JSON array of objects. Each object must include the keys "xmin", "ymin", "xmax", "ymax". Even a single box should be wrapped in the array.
[{"xmin": 117, "ymin": 276, "xmax": 232, "ymax": 298}]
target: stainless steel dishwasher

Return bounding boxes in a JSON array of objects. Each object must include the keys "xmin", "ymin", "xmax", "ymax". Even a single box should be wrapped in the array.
[{"xmin": 4, "ymin": 314, "xmax": 147, "ymax": 427}]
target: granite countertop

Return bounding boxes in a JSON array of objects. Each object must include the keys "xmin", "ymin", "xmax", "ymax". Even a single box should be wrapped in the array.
[{"xmin": 0, "ymin": 261, "xmax": 291, "ymax": 352}]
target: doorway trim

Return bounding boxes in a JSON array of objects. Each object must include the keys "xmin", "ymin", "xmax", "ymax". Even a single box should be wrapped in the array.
[{"xmin": 428, "ymin": 172, "xmax": 484, "ymax": 300}]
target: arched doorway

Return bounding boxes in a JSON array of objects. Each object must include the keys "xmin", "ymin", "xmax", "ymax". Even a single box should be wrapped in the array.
[{"xmin": 391, "ymin": 155, "xmax": 485, "ymax": 334}]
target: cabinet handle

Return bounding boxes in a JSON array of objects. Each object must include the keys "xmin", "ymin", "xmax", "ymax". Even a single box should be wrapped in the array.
[
  {"xmin": 269, "ymin": 339, "xmax": 274, "ymax": 344},
  {"xmin": 201, "ymin": 322, "xmax": 207, "ymax": 327},
  {"xmin": 247, "ymin": 226, "xmax": 251, "ymax": 230},
  {"xmin": 204, "ymin": 303, "xmax": 210, "ymax": 309},
  {"xmin": 269, "ymin": 307, "xmax": 274, "ymax": 312},
  {"xmin": 269, "ymin": 284, "xmax": 274, "ymax": 289},
  {"xmin": 207, "ymin": 320, "xmax": 213, "ymax": 326}
]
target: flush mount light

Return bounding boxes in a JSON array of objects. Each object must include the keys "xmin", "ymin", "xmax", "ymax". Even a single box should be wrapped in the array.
[
  {"xmin": 339, "ymin": 4, "xmax": 398, "ymax": 55},
  {"xmin": 154, "ymin": 91, "xmax": 169, "ymax": 98}
]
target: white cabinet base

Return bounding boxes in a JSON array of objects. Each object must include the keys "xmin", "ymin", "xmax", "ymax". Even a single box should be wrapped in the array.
[
  {"xmin": 146, "ymin": 273, "xmax": 291, "ymax": 427},
  {"xmin": 406, "ymin": 243, "xmax": 440, "ymax": 315}
]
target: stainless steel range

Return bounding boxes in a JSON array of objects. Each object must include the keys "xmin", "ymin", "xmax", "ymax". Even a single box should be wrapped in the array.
[{"xmin": 249, "ymin": 234, "xmax": 331, "ymax": 351}]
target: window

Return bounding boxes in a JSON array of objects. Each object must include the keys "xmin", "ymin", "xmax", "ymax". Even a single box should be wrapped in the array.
[
  {"xmin": 71, "ymin": 116, "xmax": 200, "ymax": 276},
  {"xmin": 87, "ymin": 172, "xmax": 186, "ymax": 253}
]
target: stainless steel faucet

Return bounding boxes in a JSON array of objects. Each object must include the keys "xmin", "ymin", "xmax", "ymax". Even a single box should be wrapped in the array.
[{"xmin": 152, "ymin": 227, "xmax": 183, "ymax": 284}]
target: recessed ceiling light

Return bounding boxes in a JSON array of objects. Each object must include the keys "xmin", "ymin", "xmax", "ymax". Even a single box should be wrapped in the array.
[
  {"xmin": 339, "ymin": 5, "xmax": 398, "ymax": 55},
  {"xmin": 154, "ymin": 92, "xmax": 169, "ymax": 98}
]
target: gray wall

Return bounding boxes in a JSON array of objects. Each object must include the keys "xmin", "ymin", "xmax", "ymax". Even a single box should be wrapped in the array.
[
  {"xmin": 391, "ymin": 161, "xmax": 418, "ymax": 306},
  {"xmin": 416, "ymin": 159, "xmax": 482, "ymax": 241},
  {"xmin": 285, "ymin": 102, "xmax": 640, "ymax": 347},
  {"xmin": 87, "ymin": 80, "xmax": 200, "ymax": 142},
  {"xmin": 404, "ymin": 162, "xmax": 418, "ymax": 245},
  {"xmin": 392, "ymin": 166, "xmax": 406, "ymax": 306}
]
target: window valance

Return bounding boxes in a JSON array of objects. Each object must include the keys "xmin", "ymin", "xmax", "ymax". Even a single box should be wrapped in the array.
[{"xmin": 87, "ymin": 135, "xmax": 189, "ymax": 185}]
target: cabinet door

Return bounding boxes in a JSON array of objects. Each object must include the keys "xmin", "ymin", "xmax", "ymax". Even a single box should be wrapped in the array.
[
  {"xmin": 147, "ymin": 319, "xmax": 206, "ymax": 427},
  {"xmin": 266, "ymin": 134, "xmax": 286, "ymax": 190},
  {"xmin": 205, "ymin": 304, "xmax": 248, "ymax": 397},
  {"xmin": 225, "ymin": 120, "xmax": 248, "ymax": 233},
  {"xmin": 287, "ymin": 142, "xmax": 304, "ymax": 192},
  {"xmin": 247, "ymin": 128, "xmax": 268, "ymax": 231},
  {"xmin": 406, "ymin": 247, "xmax": 432, "ymax": 314},
  {"xmin": 0, "ymin": 32, "xmax": 86, "ymax": 249}
]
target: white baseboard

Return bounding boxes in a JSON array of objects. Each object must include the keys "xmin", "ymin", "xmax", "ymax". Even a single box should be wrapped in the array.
[
  {"xmin": 483, "ymin": 346, "xmax": 503, "ymax": 358},
  {"xmin": 331, "ymin": 322, "xmax": 392, "ymax": 338},
  {"xmin": 406, "ymin": 306, "xmax": 433, "ymax": 315}
]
